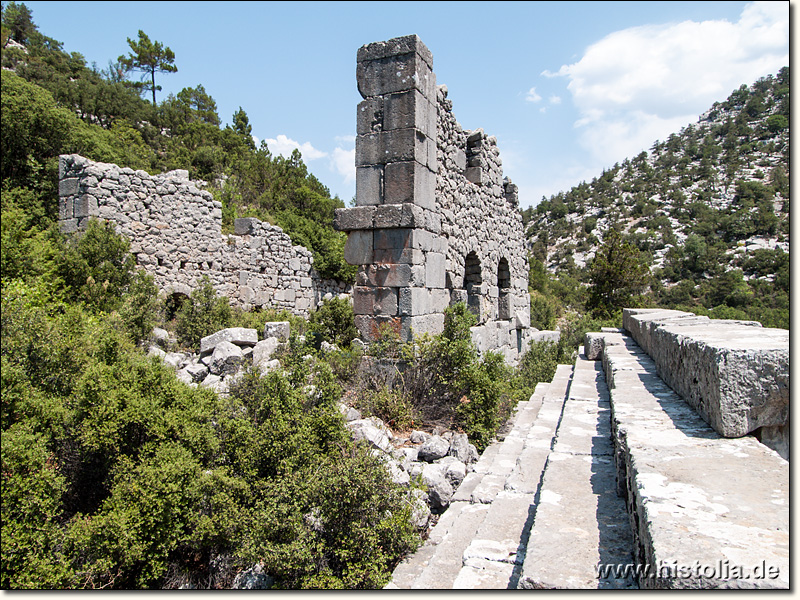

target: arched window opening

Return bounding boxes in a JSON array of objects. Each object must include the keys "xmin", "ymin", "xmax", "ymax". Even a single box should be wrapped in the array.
[
  {"xmin": 464, "ymin": 251, "xmax": 483, "ymax": 321},
  {"xmin": 498, "ymin": 257, "xmax": 512, "ymax": 320}
]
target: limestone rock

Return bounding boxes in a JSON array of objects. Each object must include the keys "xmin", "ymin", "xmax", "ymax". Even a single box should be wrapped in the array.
[
  {"xmin": 418, "ymin": 435, "xmax": 450, "ymax": 462},
  {"xmin": 209, "ymin": 341, "xmax": 244, "ymax": 376},
  {"xmin": 200, "ymin": 328, "xmax": 258, "ymax": 355}
]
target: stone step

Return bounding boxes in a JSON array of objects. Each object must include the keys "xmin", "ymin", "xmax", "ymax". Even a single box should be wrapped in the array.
[
  {"xmin": 601, "ymin": 332, "xmax": 789, "ymax": 589},
  {"xmin": 447, "ymin": 369, "xmax": 574, "ymax": 589},
  {"xmin": 504, "ymin": 366, "xmax": 572, "ymax": 494},
  {"xmin": 518, "ymin": 349, "xmax": 636, "ymax": 589},
  {"xmin": 388, "ymin": 367, "xmax": 573, "ymax": 589}
]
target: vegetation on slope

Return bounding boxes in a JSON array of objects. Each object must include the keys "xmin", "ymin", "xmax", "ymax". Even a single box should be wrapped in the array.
[{"xmin": 523, "ymin": 68, "xmax": 789, "ymax": 329}]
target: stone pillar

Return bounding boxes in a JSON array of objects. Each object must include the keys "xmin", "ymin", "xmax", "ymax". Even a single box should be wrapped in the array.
[{"xmin": 335, "ymin": 35, "xmax": 446, "ymax": 342}]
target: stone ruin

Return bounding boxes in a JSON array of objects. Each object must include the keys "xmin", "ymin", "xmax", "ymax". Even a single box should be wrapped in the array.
[
  {"xmin": 57, "ymin": 35, "xmax": 535, "ymax": 362},
  {"xmin": 334, "ymin": 35, "xmax": 533, "ymax": 360},
  {"xmin": 57, "ymin": 154, "xmax": 348, "ymax": 315}
]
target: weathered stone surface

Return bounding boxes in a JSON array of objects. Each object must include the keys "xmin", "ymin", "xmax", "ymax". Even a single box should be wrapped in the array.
[
  {"xmin": 263, "ymin": 321, "xmax": 291, "ymax": 341},
  {"xmin": 623, "ymin": 309, "xmax": 789, "ymax": 440},
  {"xmin": 209, "ymin": 341, "xmax": 244, "ymax": 376},
  {"xmin": 448, "ymin": 433, "xmax": 478, "ymax": 464},
  {"xmin": 252, "ymin": 338, "xmax": 280, "ymax": 368},
  {"xmin": 421, "ymin": 463, "xmax": 454, "ymax": 510},
  {"xmin": 200, "ymin": 328, "xmax": 258, "ymax": 355},
  {"xmin": 57, "ymin": 155, "xmax": 349, "ymax": 317},
  {"xmin": 601, "ymin": 330, "xmax": 789, "ymax": 589},
  {"xmin": 418, "ymin": 435, "xmax": 450, "ymax": 462},
  {"xmin": 347, "ymin": 419, "xmax": 392, "ymax": 453}
]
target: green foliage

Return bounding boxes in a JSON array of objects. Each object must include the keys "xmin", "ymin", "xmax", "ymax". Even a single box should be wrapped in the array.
[
  {"xmin": 529, "ymin": 290, "xmax": 559, "ymax": 330},
  {"xmin": 118, "ymin": 30, "xmax": 177, "ymax": 105},
  {"xmin": 56, "ymin": 219, "xmax": 136, "ymax": 313},
  {"xmin": 308, "ymin": 296, "xmax": 358, "ymax": 349},
  {"xmin": 586, "ymin": 229, "xmax": 650, "ymax": 318},
  {"xmin": 399, "ymin": 304, "xmax": 520, "ymax": 450},
  {"xmin": 355, "ymin": 387, "xmax": 415, "ymax": 431},
  {"xmin": 175, "ymin": 277, "xmax": 233, "ymax": 350}
]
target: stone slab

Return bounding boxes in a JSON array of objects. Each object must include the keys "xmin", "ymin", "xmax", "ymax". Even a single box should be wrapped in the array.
[{"xmin": 603, "ymin": 332, "xmax": 789, "ymax": 589}]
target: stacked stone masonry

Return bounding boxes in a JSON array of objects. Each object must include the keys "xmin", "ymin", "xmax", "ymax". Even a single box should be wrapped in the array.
[
  {"xmin": 58, "ymin": 154, "xmax": 348, "ymax": 315},
  {"xmin": 336, "ymin": 35, "xmax": 532, "ymax": 361}
]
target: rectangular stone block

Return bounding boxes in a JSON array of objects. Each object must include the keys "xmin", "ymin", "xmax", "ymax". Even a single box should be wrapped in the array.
[
  {"xmin": 430, "ymin": 288, "xmax": 451, "ymax": 313},
  {"xmin": 59, "ymin": 197, "xmax": 73, "ymax": 220},
  {"xmin": 59, "ymin": 177, "xmax": 79, "ymax": 197},
  {"xmin": 401, "ymin": 313, "xmax": 445, "ymax": 341},
  {"xmin": 356, "ymin": 51, "xmax": 436, "ymax": 99},
  {"xmin": 359, "ymin": 264, "xmax": 424, "ymax": 288},
  {"xmin": 353, "ymin": 286, "xmax": 398, "ymax": 316},
  {"xmin": 374, "ymin": 203, "xmax": 424, "ymax": 228},
  {"xmin": 356, "ymin": 132, "xmax": 381, "ymax": 167},
  {"xmin": 373, "ymin": 247, "xmax": 424, "ymax": 265},
  {"xmin": 343, "ymin": 230, "xmax": 373, "ymax": 265},
  {"xmin": 450, "ymin": 288, "xmax": 468, "ymax": 306},
  {"xmin": 234, "ymin": 217, "xmax": 260, "ymax": 235},
  {"xmin": 384, "ymin": 161, "xmax": 435, "ymax": 209},
  {"xmin": 381, "ymin": 128, "xmax": 429, "ymax": 165},
  {"xmin": 373, "ymin": 228, "xmax": 412, "ymax": 251},
  {"xmin": 399, "ymin": 287, "xmax": 429, "ymax": 316},
  {"xmin": 334, "ymin": 206, "xmax": 375, "ymax": 231},
  {"xmin": 356, "ymin": 165, "xmax": 383, "ymax": 206},
  {"xmin": 383, "ymin": 90, "xmax": 435, "ymax": 138},
  {"xmin": 465, "ymin": 166, "xmax": 484, "ymax": 185},
  {"xmin": 355, "ymin": 314, "xmax": 402, "ymax": 343},
  {"xmin": 73, "ymin": 195, "xmax": 98, "ymax": 218},
  {"xmin": 356, "ymin": 35, "xmax": 433, "ymax": 69},
  {"xmin": 357, "ymin": 97, "xmax": 383, "ymax": 136},
  {"xmin": 425, "ymin": 252, "xmax": 446, "ymax": 288}
]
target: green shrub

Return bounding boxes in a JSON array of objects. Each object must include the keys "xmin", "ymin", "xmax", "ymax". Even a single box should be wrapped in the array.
[
  {"xmin": 175, "ymin": 277, "xmax": 232, "ymax": 350},
  {"xmin": 355, "ymin": 387, "xmax": 416, "ymax": 431},
  {"xmin": 308, "ymin": 296, "xmax": 358, "ymax": 348}
]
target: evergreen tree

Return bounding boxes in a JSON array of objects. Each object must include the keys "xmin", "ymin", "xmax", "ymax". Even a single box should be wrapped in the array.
[
  {"xmin": 586, "ymin": 229, "xmax": 650, "ymax": 318},
  {"xmin": 118, "ymin": 30, "xmax": 177, "ymax": 105}
]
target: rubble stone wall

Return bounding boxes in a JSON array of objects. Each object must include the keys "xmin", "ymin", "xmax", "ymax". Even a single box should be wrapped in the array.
[
  {"xmin": 58, "ymin": 154, "xmax": 348, "ymax": 315},
  {"xmin": 336, "ymin": 35, "xmax": 532, "ymax": 362}
]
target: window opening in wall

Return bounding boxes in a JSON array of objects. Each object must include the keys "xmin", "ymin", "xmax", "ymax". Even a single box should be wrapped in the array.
[
  {"xmin": 464, "ymin": 251, "xmax": 482, "ymax": 320},
  {"xmin": 498, "ymin": 257, "xmax": 511, "ymax": 320}
]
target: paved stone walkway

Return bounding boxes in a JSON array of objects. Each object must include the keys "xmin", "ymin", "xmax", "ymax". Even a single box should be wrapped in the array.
[{"xmin": 386, "ymin": 331, "xmax": 789, "ymax": 590}]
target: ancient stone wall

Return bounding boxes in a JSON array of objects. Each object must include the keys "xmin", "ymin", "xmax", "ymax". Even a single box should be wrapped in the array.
[
  {"xmin": 58, "ymin": 154, "xmax": 348, "ymax": 315},
  {"xmin": 336, "ymin": 35, "xmax": 532, "ymax": 361}
]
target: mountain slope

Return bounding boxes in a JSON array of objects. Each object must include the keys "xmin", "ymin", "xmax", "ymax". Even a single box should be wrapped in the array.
[{"xmin": 523, "ymin": 67, "xmax": 789, "ymax": 329}]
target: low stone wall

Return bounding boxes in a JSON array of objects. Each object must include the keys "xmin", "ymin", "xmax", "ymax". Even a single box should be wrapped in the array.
[
  {"xmin": 58, "ymin": 154, "xmax": 349, "ymax": 315},
  {"xmin": 621, "ymin": 308, "xmax": 789, "ymax": 457}
]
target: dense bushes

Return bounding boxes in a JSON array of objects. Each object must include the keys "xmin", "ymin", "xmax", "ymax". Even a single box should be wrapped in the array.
[{"xmin": 1, "ymin": 278, "xmax": 420, "ymax": 589}]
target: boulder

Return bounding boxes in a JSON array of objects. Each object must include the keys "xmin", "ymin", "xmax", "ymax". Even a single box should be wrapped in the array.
[
  {"xmin": 338, "ymin": 403, "xmax": 362, "ymax": 422},
  {"xmin": 408, "ymin": 488, "xmax": 431, "ymax": 529},
  {"xmin": 209, "ymin": 341, "xmax": 244, "ymax": 376},
  {"xmin": 409, "ymin": 430, "xmax": 430, "ymax": 444},
  {"xmin": 151, "ymin": 327, "xmax": 171, "ymax": 349},
  {"xmin": 263, "ymin": 321, "xmax": 291, "ymax": 341},
  {"xmin": 148, "ymin": 345, "xmax": 167, "ymax": 360},
  {"xmin": 200, "ymin": 328, "xmax": 258, "ymax": 355},
  {"xmin": 421, "ymin": 463, "xmax": 454, "ymax": 510},
  {"xmin": 252, "ymin": 338, "xmax": 280, "ymax": 367},
  {"xmin": 418, "ymin": 435, "xmax": 450, "ymax": 462},
  {"xmin": 347, "ymin": 419, "xmax": 392, "ymax": 453},
  {"xmin": 184, "ymin": 362, "xmax": 208, "ymax": 383},
  {"xmin": 231, "ymin": 564, "xmax": 274, "ymax": 590},
  {"xmin": 448, "ymin": 433, "xmax": 479, "ymax": 464}
]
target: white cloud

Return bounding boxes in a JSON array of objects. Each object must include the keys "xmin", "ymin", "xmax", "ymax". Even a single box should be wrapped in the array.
[
  {"xmin": 525, "ymin": 87, "xmax": 542, "ymax": 103},
  {"xmin": 264, "ymin": 134, "xmax": 327, "ymax": 160},
  {"xmin": 545, "ymin": 1, "xmax": 788, "ymax": 164},
  {"xmin": 549, "ymin": 95, "xmax": 562, "ymax": 105},
  {"xmin": 331, "ymin": 147, "xmax": 356, "ymax": 184}
]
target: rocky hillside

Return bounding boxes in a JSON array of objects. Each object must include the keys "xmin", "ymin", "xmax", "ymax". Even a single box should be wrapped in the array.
[{"xmin": 525, "ymin": 68, "xmax": 789, "ymax": 282}]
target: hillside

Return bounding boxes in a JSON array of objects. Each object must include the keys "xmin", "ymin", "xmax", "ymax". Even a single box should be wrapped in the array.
[
  {"xmin": 1, "ymin": 3, "xmax": 353, "ymax": 282},
  {"xmin": 523, "ymin": 68, "xmax": 789, "ymax": 329}
]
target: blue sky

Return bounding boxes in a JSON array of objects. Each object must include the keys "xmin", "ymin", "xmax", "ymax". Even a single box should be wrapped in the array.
[{"xmin": 19, "ymin": 1, "xmax": 790, "ymax": 208}]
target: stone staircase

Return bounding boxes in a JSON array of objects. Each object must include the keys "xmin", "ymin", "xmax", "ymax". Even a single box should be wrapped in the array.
[{"xmin": 386, "ymin": 314, "xmax": 789, "ymax": 590}]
